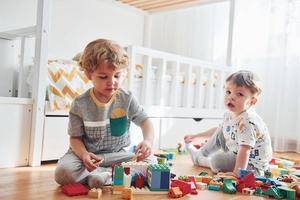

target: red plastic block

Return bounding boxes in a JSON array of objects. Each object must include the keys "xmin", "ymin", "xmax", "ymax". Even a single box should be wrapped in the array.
[
  {"xmin": 62, "ymin": 183, "xmax": 89, "ymax": 196},
  {"xmin": 237, "ymin": 173, "xmax": 256, "ymax": 192},
  {"xmin": 171, "ymin": 179, "xmax": 191, "ymax": 195}
]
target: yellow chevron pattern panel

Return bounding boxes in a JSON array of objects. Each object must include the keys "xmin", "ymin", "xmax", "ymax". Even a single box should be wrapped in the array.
[{"xmin": 47, "ymin": 60, "xmax": 93, "ymax": 111}]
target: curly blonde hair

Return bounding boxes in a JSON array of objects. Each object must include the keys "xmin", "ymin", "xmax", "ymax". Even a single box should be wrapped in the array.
[{"xmin": 79, "ymin": 39, "xmax": 128, "ymax": 73}]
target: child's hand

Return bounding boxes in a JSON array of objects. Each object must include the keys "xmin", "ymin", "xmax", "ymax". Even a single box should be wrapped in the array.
[
  {"xmin": 82, "ymin": 152, "xmax": 103, "ymax": 172},
  {"xmin": 184, "ymin": 134, "xmax": 195, "ymax": 143},
  {"xmin": 135, "ymin": 140, "xmax": 152, "ymax": 161},
  {"xmin": 223, "ymin": 172, "xmax": 237, "ymax": 177}
]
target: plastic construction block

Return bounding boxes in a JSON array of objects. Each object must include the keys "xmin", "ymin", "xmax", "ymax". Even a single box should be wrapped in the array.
[
  {"xmin": 237, "ymin": 168, "xmax": 255, "ymax": 179},
  {"xmin": 209, "ymin": 180, "xmax": 223, "ymax": 188},
  {"xmin": 135, "ymin": 175, "xmax": 144, "ymax": 189},
  {"xmin": 263, "ymin": 185, "xmax": 284, "ymax": 199},
  {"xmin": 113, "ymin": 165, "xmax": 124, "ymax": 185},
  {"xmin": 291, "ymin": 165, "xmax": 300, "ymax": 170},
  {"xmin": 254, "ymin": 187, "xmax": 264, "ymax": 196},
  {"xmin": 201, "ymin": 176, "xmax": 213, "ymax": 184},
  {"xmin": 148, "ymin": 164, "xmax": 170, "ymax": 191},
  {"xmin": 160, "ymin": 171, "xmax": 171, "ymax": 189},
  {"xmin": 198, "ymin": 171, "xmax": 208, "ymax": 176},
  {"xmin": 154, "ymin": 152, "xmax": 175, "ymax": 160},
  {"xmin": 157, "ymin": 157, "xmax": 167, "ymax": 164},
  {"xmin": 223, "ymin": 178, "xmax": 236, "ymax": 194},
  {"xmin": 278, "ymin": 186, "xmax": 296, "ymax": 200},
  {"xmin": 169, "ymin": 187, "xmax": 184, "ymax": 198},
  {"xmin": 290, "ymin": 183, "xmax": 300, "ymax": 198},
  {"xmin": 187, "ymin": 176, "xmax": 197, "ymax": 190},
  {"xmin": 215, "ymin": 173, "xmax": 238, "ymax": 181},
  {"xmin": 148, "ymin": 164, "xmax": 170, "ymax": 172},
  {"xmin": 61, "ymin": 183, "xmax": 89, "ymax": 196},
  {"xmin": 242, "ymin": 188, "xmax": 255, "ymax": 195},
  {"xmin": 122, "ymin": 161, "xmax": 149, "ymax": 177},
  {"xmin": 114, "ymin": 165, "xmax": 124, "ymax": 179},
  {"xmin": 266, "ymin": 178, "xmax": 282, "ymax": 186},
  {"xmin": 237, "ymin": 172, "xmax": 256, "ymax": 189},
  {"xmin": 121, "ymin": 187, "xmax": 133, "ymax": 200},
  {"xmin": 113, "ymin": 186, "xmax": 168, "ymax": 195},
  {"xmin": 255, "ymin": 176, "xmax": 268, "ymax": 182},
  {"xmin": 208, "ymin": 184, "xmax": 220, "ymax": 191},
  {"xmin": 171, "ymin": 179, "xmax": 191, "ymax": 195},
  {"xmin": 196, "ymin": 182, "xmax": 207, "ymax": 190},
  {"xmin": 88, "ymin": 188, "xmax": 102, "ymax": 198},
  {"xmin": 148, "ymin": 170, "xmax": 161, "ymax": 189},
  {"xmin": 178, "ymin": 176, "xmax": 189, "ymax": 181}
]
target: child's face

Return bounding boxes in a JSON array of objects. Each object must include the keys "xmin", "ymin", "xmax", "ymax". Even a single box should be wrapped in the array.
[
  {"xmin": 87, "ymin": 62, "xmax": 126, "ymax": 102},
  {"xmin": 224, "ymin": 80, "xmax": 257, "ymax": 117}
]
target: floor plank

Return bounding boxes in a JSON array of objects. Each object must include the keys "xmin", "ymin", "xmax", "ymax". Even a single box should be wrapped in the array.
[{"xmin": 0, "ymin": 152, "xmax": 299, "ymax": 200}]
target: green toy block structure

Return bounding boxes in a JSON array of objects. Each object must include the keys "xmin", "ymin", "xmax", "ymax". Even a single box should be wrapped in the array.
[
  {"xmin": 254, "ymin": 187, "xmax": 264, "ymax": 196},
  {"xmin": 113, "ymin": 165, "xmax": 124, "ymax": 185},
  {"xmin": 278, "ymin": 186, "xmax": 296, "ymax": 200},
  {"xmin": 147, "ymin": 164, "xmax": 170, "ymax": 191},
  {"xmin": 223, "ymin": 178, "xmax": 236, "ymax": 194},
  {"xmin": 198, "ymin": 171, "xmax": 208, "ymax": 176},
  {"xmin": 263, "ymin": 186, "xmax": 284, "ymax": 199}
]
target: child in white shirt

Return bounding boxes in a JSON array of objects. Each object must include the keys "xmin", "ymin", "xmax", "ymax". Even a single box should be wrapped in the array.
[{"xmin": 184, "ymin": 70, "xmax": 272, "ymax": 176}]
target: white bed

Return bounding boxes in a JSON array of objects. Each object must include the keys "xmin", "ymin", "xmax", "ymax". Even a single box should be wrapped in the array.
[{"xmin": 42, "ymin": 45, "xmax": 231, "ymax": 161}]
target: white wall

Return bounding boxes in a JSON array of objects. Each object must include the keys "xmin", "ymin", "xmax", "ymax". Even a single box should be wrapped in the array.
[
  {"xmin": 149, "ymin": 2, "xmax": 229, "ymax": 65},
  {"xmin": 0, "ymin": 0, "xmax": 146, "ymax": 97},
  {"xmin": 0, "ymin": 0, "xmax": 37, "ymax": 31},
  {"xmin": 49, "ymin": 0, "xmax": 146, "ymax": 59},
  {"xmin": 0, "ymin": 0, "xmax": 146, "ymax": 59}
]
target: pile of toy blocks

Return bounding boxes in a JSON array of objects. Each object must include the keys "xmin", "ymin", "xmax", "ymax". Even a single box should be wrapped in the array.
[
  {"xmin": 147, "ymin": 164, "xmax": 170, "ymax": 191},
  {"xmin": 112, "ymin": 162, "xmax": 171, "ymax": 196},
  {"xmin": 167, "ymin": 160, "xmax": 300, "ymax": 199}
]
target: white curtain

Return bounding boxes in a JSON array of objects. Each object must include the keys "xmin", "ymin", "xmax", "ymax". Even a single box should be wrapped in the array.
[
  {"xmin": 232, "ymin": 0, "xmax": 300, "ymax": 152},
  {"xmin": 149, "ymin": 1, "xmax": 230, "ymax": 65}
]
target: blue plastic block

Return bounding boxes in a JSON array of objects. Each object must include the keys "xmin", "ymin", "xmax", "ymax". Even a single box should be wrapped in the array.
[
  {"xmin": 237, "ymin": 168, "xmax": 255, "ymax": 178},
  {"xmin": 256, "ymin": 176, "xmax": 268, "ymax": 182},
  {"xmin": 113, "ymin": 178, "xmax": 123, "ymax": 185},
  {"xmin": 267, "ymin": 178, "xmax": 282, "ymax": 186},
  {"xmin": 208, "ymin": 185, "xmax": 221, "ymax": 191},
  {"xmin": 160, "ymin": 171, "xmax": 170, "ymax": 189},
  {"xmin": 150, "ymin": 171, "xmax": 161, "ymax": 189}
]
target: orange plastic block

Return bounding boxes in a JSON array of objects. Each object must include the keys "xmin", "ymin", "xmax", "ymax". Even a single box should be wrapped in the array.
[
  {"xmin": 169, "ymin": 187, "xmax": 183, "ymax": 198},
  {"xmin": 121, "ymin": 187, "xmax": 133, "ymax": 200}
]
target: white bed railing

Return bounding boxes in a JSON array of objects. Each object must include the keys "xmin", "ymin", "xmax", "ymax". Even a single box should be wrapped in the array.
[{"xmin": 126, "ymin": 45, "xmax": 231, "ymax": 118}]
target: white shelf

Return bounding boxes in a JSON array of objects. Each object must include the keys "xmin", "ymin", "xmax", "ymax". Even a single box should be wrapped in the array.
[
  {"xmin": 0, "ymin": 26, "xmax": 36, "ymax": 40},
  {"xmin": 0, "ymin": 97, "xmax": 33, "ymax": 105}
]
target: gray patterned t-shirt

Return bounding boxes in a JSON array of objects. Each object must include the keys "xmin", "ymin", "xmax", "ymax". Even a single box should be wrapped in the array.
[
  {"xmin": 222, "ymin": 107, "xmax": 272, "ymax": 170},
  {"xmin": 68, "ymin": 88, "xmax": 148, "ymax": 154}
]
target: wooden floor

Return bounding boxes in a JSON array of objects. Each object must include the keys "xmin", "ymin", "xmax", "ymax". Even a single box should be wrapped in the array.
[{"xmin": 0, "ymin": 152, "xmax": 299, "ymax": 200}]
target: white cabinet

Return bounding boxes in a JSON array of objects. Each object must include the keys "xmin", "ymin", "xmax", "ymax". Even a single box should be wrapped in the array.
[
  {"xmin": 41, "ymin": 116, "xmax": 222, "ymax": 160},
  {"xmin": 41, "ymin": 117, "xmax": 161, "ymax": 161},
  {"xmin": 0, "ymin": 98, "xmax": 32, "ymax": 168},
  {"xmin": 0, "ymin": 40, "xmax": 15, "ymax": 97},
  {"xmin": 159, "ymin": 118, "xmax": 222, "ymax": 149},
  {"xmin": 42, "ymin": 116, "xmax": 69, "ymax": 161}
]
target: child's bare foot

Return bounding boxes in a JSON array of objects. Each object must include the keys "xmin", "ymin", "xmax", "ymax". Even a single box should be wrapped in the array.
[
  {"xmin": 87, "ymin": 167, "xmax": 111, "ymax": 188},
  {"xmin": 87, "ymin": 172, "xmax": 111, "ymax": 188}
]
